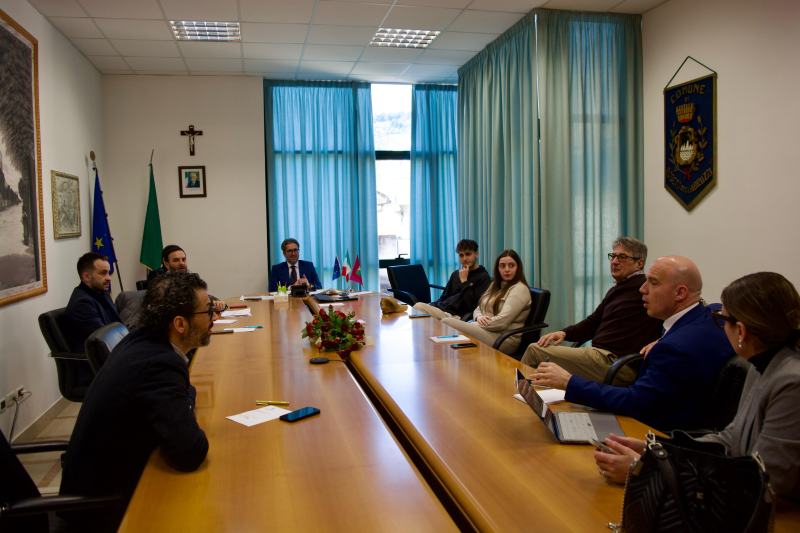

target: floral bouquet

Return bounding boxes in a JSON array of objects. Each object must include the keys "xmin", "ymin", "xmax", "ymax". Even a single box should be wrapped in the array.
[{"xmin": 302, "ymin": 306, "xmax": 365, "ymax": 358}]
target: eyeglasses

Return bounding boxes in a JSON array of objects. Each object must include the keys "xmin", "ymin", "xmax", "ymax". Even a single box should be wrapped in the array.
[
  {"xmin": 710, "ymin": 310, "xmax": 737, "ymax": 329},
  {"xmin": 285, "ymin": 248, "xmax": 300, "ymax": 254},
  {"xmin": 608, "ymin": 253, "xmax": 638, "ymax": 262},
  {"xmin": 190, "ymin": 306, "xmax": 216, "ymax": 320}
]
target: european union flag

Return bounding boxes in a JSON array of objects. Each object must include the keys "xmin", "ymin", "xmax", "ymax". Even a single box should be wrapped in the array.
[
  {"xmin": 92, "ymin": 169, "xmax": 116, "ymax": 273},
  {"xmin": 332, "ymin": 255, "xmax": 341, "ymax": 281}
]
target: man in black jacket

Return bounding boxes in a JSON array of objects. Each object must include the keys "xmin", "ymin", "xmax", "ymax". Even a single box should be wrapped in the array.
[
  {"xmin": 59, "ymin": 272, "xmax": 212, "ymax": 532},
  {"xmin": 413, "ymin": 239, "xmax": 492, "ymax": 320}
]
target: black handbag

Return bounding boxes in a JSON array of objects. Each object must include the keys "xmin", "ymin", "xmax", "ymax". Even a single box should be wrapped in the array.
[{"xmin": 608, "ymin": 431, "xmax": 776, "ymax": 533}]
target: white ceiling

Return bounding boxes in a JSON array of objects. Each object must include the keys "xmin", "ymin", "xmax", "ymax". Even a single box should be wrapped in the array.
[{"xmin": 28, "ymin": 0, "xmax": 668, "ymax": 83}]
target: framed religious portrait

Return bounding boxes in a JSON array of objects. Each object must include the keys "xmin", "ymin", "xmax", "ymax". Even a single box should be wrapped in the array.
[
  {"xmin": 51, "ymin": 170, "xmax": 81, "ymax": 239},
  {"xmin": 178, "ymin": 165, "xmax": 207, "ymax": 198},
  {"xmin": 0, "ymin": 9, "xmax": 47, "ymax": 308}
]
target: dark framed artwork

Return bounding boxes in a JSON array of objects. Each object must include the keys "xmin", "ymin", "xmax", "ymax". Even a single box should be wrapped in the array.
[
  {"xmin": 178, "ymin": 165, "xmax": 207, "ymax": 198},
  {"xmin": 0, "ymin": 9, "xmax": 47, "ymax": 307},
  {"xmin": 51, "ymin": 170, "xmax": 81, "ymax": 239}
]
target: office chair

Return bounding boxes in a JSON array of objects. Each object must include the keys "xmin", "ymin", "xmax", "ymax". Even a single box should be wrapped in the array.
[
  {"xmin": 385, "ymin": 265, "xmax": 445, "ymax": 305},
  {"xmin": 135, "ymin": 280, "xmax": 148, "ymax": 291},
  {"xmin": 114, "ymin": 290, "xmax": 145, "ymax": 329},
  {"xmin": 84, "ymin": 322, "xmax": 129, "ymax": 375},
  {"xmin": 0, "ymin": 430, "xmax": 125, "ymax": 533},
  {"xmin": 38, "ymin": 309, "xmax": 92, "ymax": 402},
  {"xmin": 492, "ymin": 288, "xmax": 551, "ymax": 361}
]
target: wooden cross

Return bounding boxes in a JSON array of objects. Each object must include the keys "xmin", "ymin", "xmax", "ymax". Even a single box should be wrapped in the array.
[{"xmin": 180, "ymin": 125, "xmax": 203, "ymax": 156}]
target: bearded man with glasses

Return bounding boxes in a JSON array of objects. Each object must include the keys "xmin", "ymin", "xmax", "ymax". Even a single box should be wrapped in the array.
[{"xmin": 521, "ymin": 237, "xmax": 663, "ymax": 386}]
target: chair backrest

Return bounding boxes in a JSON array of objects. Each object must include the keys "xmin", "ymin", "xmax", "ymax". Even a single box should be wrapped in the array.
[
  {"xmin": 0, "ymin": 430, "xmax": 47, "ymax": 533},
  {"xmin": 693, "ymin": 354, "xmax": 750, "ymax": 431},
  {"xmin": 518, "ymin": 288, "xmax": 551, "ymax": 348},
  {"xmin": 115, "ymin": 290, "xmax": 146, "ymax": 329},
  {"xmin": 37, "ymin": 307, "xmax": 71, "ymax": 354},
  {"xmin": 386, "ymin": 265, "xmax": 432, "ymax": 304},
  {"xmin": 85, "ymin": 322, "xmax": 129, "ymax": 375},
  {"xmin": 135, "ymin": 279, "xmax": 149, "ymax": 291}
]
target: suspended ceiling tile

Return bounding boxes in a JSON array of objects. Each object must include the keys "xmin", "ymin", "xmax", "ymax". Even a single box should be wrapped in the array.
[
  {"xmin": 78, "ymin": 0, "xmax": 163, "ymax": 19},
  {"xmin": 241, "ymin": 23, "xmax": 309, "ymax": 43},
  {"xmin": 159, "ymin": 0, "xmax": 239, "ymax": 22},
  {"xmin": 298, "ymin": 61, "xmax": 355, "ymax": 75},
  {"xmin": 135, "ymin": 70, "xmax": 191, "ymax": 75},
  {"xmin": 403, "ymin": 63, "xmax": 457, "ymax": 76},
  {"xmin": 396, "ymin": 0, "xmax": 471, "ymax": 8},
  {"xmin": 416, "ymin": 49, "xmax": 476, "ymax": 65},
  {"xmin": 239, "ymin": 0, "xmax": 315, "ymax": 24},
  {"xmin": 610, "ymin": 0, "xmax": 669, "ymax": 14},
  {"xmin": 190, "ymin": 71, "xmax": 245, "ymax": 76},
  {"xmin": 351, "ymin": 62, "xmax": 410, "ymax": 75},
  {"xmin": 244, "ymin": 59, "xmax": 300, "ymax": 72},
  {"xmin": 314, "ymin": 2, "xmax": 391, "ymax": 27},
  {"xmin": 27, "ymin": 0, "xmax": 86, "ymax": 18},
  {"xmin": 427, "ymin": 31, "xmax": 499, "ymax": 51},
  {"xmin": 257, "ymin": 72, "xmax": 298, "ymax": 79},
  {"xmin": 467, "ymin": 0, "xmax": 545, "ymax": 13},
  {"xmin": 110, "ymin": 40, "xmax": 181, "ymax": 57},
  {"xmin": 242, "ymin": 43, "xmax": 304, "ymax": 60},
  {"xmin": 178, "ymin": 42, "xmax": 242, "ymax": 59},
  {"xmin": 100, "ymin": 70, "xmax": 135, "ymax": 75},
  {"xmin": 71, "ymin": 38, "xmax": 118, "ymax": 56},
  {"xmin": 87, "ymin": 55, "xmax": 130, "ymax": 71},
  {"xmin": 303, "ymin": 45, "xmax": 364, "ymax": 62},
  {"xmin": 448, "ymin": 10, "xmax": 525, "ymax": 33},
  {"xmin": 48, "ymin": 17, "xmax": 104, "ymax": 38},
  {"xmin": 307, "ymin": 25, "xmax": 376, "ymax": 46},
  {"xmin": 331, "ymin": 0, "xmax": 392, "ymax": 3},
  {"xmin": 125, "ymin": 56, "xmax": 188, "ymax": 70},
  {"xmin": 382, "ymin": 6, "xmax": 461, "ymax": 30},
  {"xmin": 543, "ymin": 0, "xmax": 620, "ymax": 10},
  {"xmin": 94, "ymin": 19, "xmax": 174, "ymax": 40},
  {"xmin": 360, "ymin": 47, "xmax": 423, "ymax": 63},
  {"xmin": 185, "ymin": 58, "xmax": 244, "ymax": 72}
]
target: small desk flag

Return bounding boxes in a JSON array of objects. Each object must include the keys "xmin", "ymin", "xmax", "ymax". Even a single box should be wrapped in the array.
[
  {"xmin": 332, "ymin": 255, "xmax": 341, "ymax": 281},
  {"xmin": 341, "ymin": 250, "xmax": 351, "ymax": 282},
  {"xmin": 350, "ymin": 254, "xmax": 362, "ymax": 286},
  {"xmin": 91, "ymin": 168, "xmax": 116, "ymax": 273}
]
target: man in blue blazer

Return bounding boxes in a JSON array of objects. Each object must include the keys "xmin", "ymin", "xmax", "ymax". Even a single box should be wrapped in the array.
[
  {"xmin": 268, "ymin": 238, "xmax": 321, "ymax": 292},
  {"xmin": 520, "ymin": 256, "xmax": 734, "ymax": 432}
]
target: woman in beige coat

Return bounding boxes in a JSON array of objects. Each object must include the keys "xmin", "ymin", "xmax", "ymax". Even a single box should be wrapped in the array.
[{"xmin": 442, "ymin": 250, "xmax": 531, "ymax": 355}]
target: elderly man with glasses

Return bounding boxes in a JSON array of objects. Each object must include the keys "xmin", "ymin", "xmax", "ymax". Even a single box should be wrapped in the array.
[
  {"xmin": 268, "ymin": 238, "xmax": 322, "ymax": 292},
  {"xmin": 521, "ymin": 237, "xmax": 663, "ymax": 386}
]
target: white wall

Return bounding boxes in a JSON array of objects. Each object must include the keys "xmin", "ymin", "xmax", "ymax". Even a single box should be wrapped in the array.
[
  {"xmin": 100, "ymin": 75, "xmax": 268, "ymax": 299},
  {"xmin": 0, "ymin": 0, "xmax": 103, "ymax": 437},
  {"xmin": 642, "ymin": 0, "xmax": 800, "ymax": 301}
]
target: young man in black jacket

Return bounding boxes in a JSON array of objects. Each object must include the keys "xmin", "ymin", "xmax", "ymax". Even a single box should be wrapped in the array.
[
  {"xmin": 413, "ymin": 239, "xmax": 492, "ymax": 320},
  {"xmin": 59, "ymin": 272, "xmax": 212, "ymax": 532}
]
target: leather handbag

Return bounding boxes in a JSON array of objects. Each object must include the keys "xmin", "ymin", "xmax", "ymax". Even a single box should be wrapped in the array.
[{"xmin": 608, "ymin": 431, "xmax": 776, "ymax": 533}]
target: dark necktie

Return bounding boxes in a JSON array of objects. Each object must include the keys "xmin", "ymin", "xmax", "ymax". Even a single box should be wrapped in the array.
[{"xmin": 290, "ymin": 265, "xmax": 297, "ymax": 284}]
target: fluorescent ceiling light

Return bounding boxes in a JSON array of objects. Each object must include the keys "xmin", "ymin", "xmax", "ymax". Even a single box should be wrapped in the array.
[
  {"xmin": 171, "ymin": 21, "xmax": 241, "ymax": 42},
  {"xmin": 370, "ymin": 28, "xmax": 440, "ymax": 48}
]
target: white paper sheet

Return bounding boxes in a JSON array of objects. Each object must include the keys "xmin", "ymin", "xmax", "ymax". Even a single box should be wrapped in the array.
[
  {"xmin": 430, "ymin": 335, "xmax": 470, "ymax": 344},
  {"xmin": 221, "ymin": 308, "xmax": 252, "ymax": 317},
  {"xmin": 319, "ymin": 302, "xmax": 345, "ymax": 307},
  {"xmin": 223, "ymin": 328, "xmax": 256, "ymax": 333},
  {"xmin": 513, "ymin": 389, "xmax": 566, "ymax": 405},
  {"xmin": 214, "ymin": 319, "xmax": 238, "ymax": 324},
  {"xmin": 347, "ymin": 291, "xmax": 371, "ymax": 296},
  {"xmin": 226, "ymin": 405, "xmax": 291, "ymax": 427}
]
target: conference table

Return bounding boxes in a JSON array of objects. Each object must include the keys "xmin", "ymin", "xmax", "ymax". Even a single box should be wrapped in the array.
[{"xmin": 119, "ymin": 292, "xmax": 800, "ymax": 532}]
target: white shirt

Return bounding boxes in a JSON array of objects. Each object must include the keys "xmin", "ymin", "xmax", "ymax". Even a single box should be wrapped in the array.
[
  {"xmin": 662, "ymin": 302, "xmax": 700, "ymax": 335},
  {"xmin": 169, "ymin": 341, "xmax": 189, "ymax": 364}
]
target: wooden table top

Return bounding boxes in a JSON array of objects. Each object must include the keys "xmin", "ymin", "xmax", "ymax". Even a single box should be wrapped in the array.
[
  {"xmin": 311, "ymin": 293, "xmax": 800, "ymax": 533},
  {"xmin": 118, "ymin": 296, "xmax": 458, "ymax": 533}
]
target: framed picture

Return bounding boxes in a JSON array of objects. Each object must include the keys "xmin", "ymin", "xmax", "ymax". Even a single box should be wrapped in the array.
[
  {"xmin": 51, "ymin": 170, "xmax": 81, "ymax": 239},
  {"xmin": 0, "ymin": 9, "xmax": 47, "ymax": 307},
  {"xmin": 178, "ymin": 166, "xmax": 207, "ymax": 198}
]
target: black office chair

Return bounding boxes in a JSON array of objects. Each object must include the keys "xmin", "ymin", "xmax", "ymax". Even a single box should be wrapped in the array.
[
  {"xmin": 492, "ymin": 288, "xmax": 551, "ymax": 360},
  {"xmin": 84, "ymin": 322, "xmax": 129, "ymax": 375},
  {"xmin": 0, "ymin": 430, "xmax": 125, "ymax": 533},
  {"xmin": 38, "ymin": 309, "xmax": 91, "ymax": 402},
  {"xmin": 135, "ymin": 280, "xmax": 148, "ymax": 291},
  {"xmin": 385, "ymin": 265, "xmax": 445, "ymax": 305}
]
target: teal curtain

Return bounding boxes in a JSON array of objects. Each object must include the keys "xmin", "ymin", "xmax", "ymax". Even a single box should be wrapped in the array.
[
  {"xmin": 410, "ymin": 84, "xmax": 459, "ymax": 287},
  {"xmin": 265, "ymin": 81, "xmax": 378, "ymax": 290},
  {"xmin": 457, "ymin": 9, "xmax": 643, "ymax": 330}
]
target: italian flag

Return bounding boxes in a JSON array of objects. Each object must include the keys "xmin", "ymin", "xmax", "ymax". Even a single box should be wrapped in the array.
[
  {"xmin": 341, "ymin": 250, "xmax": 351, "ymax": 282},
  {"xmin": 350, "ymin": 254, "xmax": 362, "ymax": 286}
]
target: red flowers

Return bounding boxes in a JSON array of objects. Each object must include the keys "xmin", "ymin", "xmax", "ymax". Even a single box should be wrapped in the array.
[{"xmin": 301, "ymin": 308, "xmax": 365, "ymax": 355}]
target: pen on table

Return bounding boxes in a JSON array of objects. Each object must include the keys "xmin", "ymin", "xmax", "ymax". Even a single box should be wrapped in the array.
[
  {"xmin": 438, "ymin": 335, "xmax": 459, "ymax": 338},
  {"xmin": 545, "ymin": 357, "xmax": 550, "ymax": 363},
  {"xmin": 244, "ymin": 326, "xmax": 263, "ymax": 329},
  {"xmin": 256, "ymin": 401, "xmax": 289, "ymax": 406},
  {"xmin": 229, "ymin": 305, "xmax": 247, "ymax": 309}
]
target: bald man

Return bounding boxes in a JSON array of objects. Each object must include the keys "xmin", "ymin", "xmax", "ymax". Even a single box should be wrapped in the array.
[{"xmin": 519, "ymin": 256, "xmax": 735, "ymax": 431}]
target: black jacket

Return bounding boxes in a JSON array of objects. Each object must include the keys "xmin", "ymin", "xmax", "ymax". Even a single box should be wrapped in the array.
[
  {"xmin": 432, "ymin": 266, "xmax": 492, "ymax": 316},
  {"xmin": 65, "ymin": 283, "xmax": 122, "ymax": 353}
]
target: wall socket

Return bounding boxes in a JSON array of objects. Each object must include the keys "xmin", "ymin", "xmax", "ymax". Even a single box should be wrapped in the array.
[{"xmin": 0, "ymin": 387, "xmax": 25, "ymax": 414}]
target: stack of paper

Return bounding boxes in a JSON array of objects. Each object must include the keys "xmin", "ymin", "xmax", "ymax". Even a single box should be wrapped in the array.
[
  {"xmin": 513, "ymin": 389, "xmax": 566, "ymax": 405},
  {"xmin": 214, "ymin": 319, "xmax": 238, "ymax": 325},
  {"xmin": 221, "ymin": 308, "xmax": 252, "ymax": 317},
  {"xmin": 223, "ymin": 328, "xmax": 256, "ymax": 333},
  {"xmin": 227, "ymin": 405, "xmax": 291, "ymax": 427},
  {"xmin": 430, "ymin": 335, "xmax": 470, "ymax": 344}
]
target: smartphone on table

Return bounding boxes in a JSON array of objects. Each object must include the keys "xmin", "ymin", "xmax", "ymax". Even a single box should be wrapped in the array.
[
  {"xmin": 279, "ymin": 407, "xmax": 321, "ymax": 423},
  {"xmin": 450, "ymin": 342, "xmax": 477, "ymax": 349}
]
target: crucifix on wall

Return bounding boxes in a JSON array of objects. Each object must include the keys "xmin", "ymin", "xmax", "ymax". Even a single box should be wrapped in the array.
[{"xmin": 180, "ymin": 125, "xmax": 203, "ymax": 156}]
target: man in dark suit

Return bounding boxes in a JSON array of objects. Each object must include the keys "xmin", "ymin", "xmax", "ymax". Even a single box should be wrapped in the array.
[
  {"xmin": 146, "ymin": 244, "xmax": 226, "ymax": 312},
  {"xmin": 268, "ymin": 238, "xmax": 321, "ymax": 292},
  {"xmin": 59, "ymin": 272, "xmax": 212, "ymax": 532},
  {"xmin": 64, "ymin": 252, "xmax": 123, "ymax": 385},
  {"xmin": 520, "ymin": 256, "xmax": 734, "ymax": 432}
]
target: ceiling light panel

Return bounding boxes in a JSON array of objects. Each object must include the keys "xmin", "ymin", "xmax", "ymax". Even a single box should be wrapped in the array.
[
  {"xmin": 171, "ymin": 21, "xmax": 241, "ymax": 42},
  {"xmin": 370, "ymin": 28, "xmax": 440, "ymax": 48}
]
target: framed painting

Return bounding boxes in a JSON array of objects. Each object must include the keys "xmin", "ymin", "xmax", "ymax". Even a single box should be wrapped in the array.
[
  {"xmin": 51, "ymin": 170, "xmax": 81, "ymax": 239},
  {"xmin": 178, "ymin": 165, "xmax": 207, "ymax": 198},
  {"xmin": 0, "ymin": 9, "xmax": 46, "ymax": 307}
]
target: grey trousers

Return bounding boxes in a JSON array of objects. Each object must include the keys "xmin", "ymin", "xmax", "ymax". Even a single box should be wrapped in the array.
[
  {"xmin": 520, "ymin": 343, "xmax": 638, "ymax": 386},
  {"xmin": 413, "ymin": 302, "xmax": 457, "ymax": 321}
]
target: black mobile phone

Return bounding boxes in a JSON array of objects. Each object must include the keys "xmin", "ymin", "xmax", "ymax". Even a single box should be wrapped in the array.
[
  {"xmin": 589, "ymin": 437, "xmax": 618, "ymax": 455},
  {"xmin": 242, "ymin": 297, "xmax": 261, "ymax": 300},
  {"xmin": 409, "ymin": 313, "xmax": 431, "ymax": 318},
  {"xmin": 279, "ymin": 407, "xmax": 320, "ymax": 423},
  {"xmin": 450, "ymin": 342, "xmax": 477, "ymax": 349}
]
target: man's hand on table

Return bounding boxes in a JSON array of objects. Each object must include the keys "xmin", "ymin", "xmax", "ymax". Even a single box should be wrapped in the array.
[{"xmin": 528, "ymin": 362, "xmax": 572, "ymax": 390}]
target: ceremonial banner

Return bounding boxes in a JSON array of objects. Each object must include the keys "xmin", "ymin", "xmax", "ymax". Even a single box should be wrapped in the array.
[{"xmin": 664, "ymin": 73, "xmax": 717, "ymax": 211}]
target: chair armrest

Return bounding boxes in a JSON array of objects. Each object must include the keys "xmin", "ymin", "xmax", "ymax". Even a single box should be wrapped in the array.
[
  {"xmin": 460, "ymin": 311, "xmax": 473, "ymax": 322},
  {"xmin": 11, "ymin": 440, "xmax": 69, "ymax": 455},
  {"xmin": 602, "ymin": 352, "xmax": 645, "ymax": 385},
  {"xmin": 429, "ymin": 284, "xmax": 446, "ymax": 291},
  {"xmin": 49, "ymin": 351, "xmax": 88, "ymax": 361},
  {"xmin": 386, "ymin": 288, "xmax": 418, "ymax": 305},
  {"xmin": 492, "ymin": 323, "xmax": 548, "ymax": 351},
  {"xmin": 0, "ymin": 495, "xmax": 127, "ymax": 518}
]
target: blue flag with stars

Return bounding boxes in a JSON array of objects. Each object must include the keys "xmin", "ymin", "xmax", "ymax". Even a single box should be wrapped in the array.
[
  {"xmin": 332, "ymin": 255, "xmax": 341, "ymax": 281},
  {"xmin": 92, "ymin": 168, "xmax": 116, "ymax": 273}
]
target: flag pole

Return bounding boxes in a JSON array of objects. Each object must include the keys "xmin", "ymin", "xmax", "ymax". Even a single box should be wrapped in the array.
[
  {"xmin": 91, "ymin": 151, "xmax": 124, "ymax": 292},
  {"xmin": 146, "ymin": 149, "xmax": 155, "ymax": 280}
]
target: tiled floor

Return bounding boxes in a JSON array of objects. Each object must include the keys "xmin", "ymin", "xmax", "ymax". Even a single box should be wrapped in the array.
[{"xmin": 19, "ymin": 401, "xmax": 81, "ymax": 495}]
